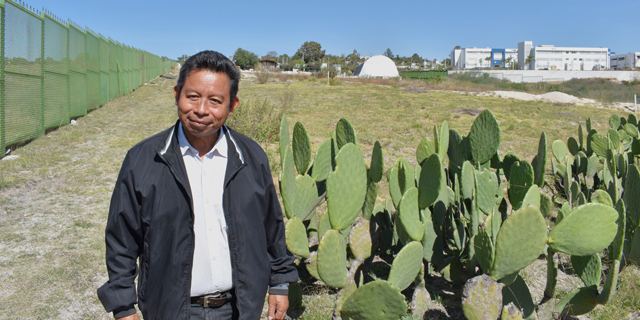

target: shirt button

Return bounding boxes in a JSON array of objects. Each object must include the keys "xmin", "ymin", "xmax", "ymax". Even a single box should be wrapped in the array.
[
  {"xmin": 205, "ymin": 198, "xmax": 210, "ymax": 203},
  {"xmin": 212, "ymin": 256, "xmax": 217, "ymax": 260}
]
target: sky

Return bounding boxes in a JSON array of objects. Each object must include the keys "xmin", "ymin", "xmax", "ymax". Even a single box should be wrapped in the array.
[{"xmin": 11, "ymin": 0, "xmax": 640, "ymax": 61}]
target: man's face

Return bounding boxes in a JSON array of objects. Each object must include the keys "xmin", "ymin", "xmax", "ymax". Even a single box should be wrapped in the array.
[{"xmin": 174, "ymin": 69, "xmax": 239, "ymax": 141}]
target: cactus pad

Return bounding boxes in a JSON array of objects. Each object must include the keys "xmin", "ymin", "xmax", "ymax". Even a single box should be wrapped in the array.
[
  {"xmin": 388, "ymin": 241, "xmax": 424, "ymax": 291},
  {"xmin": 349, "ymin": 217, "xmax": 372, "ymax": 261},
  {"xmin": 476, "ymin": 230, "xmax": 494, "ymax": 273},
  {"xmin": 625, "ymin": 123, "xmax": 640, "ymax": 138},
  {"xmin": 591, "ymin": 189, "xmax": 613, "ymax": 207},
  {"xmin": 279, "ymin": 114, "xmax": 289, "ymax": 163},
  {"xmin": 469, "ymin": 109, "xmax": 501, "ymax": 164},
  {"xmin": 280, "ymin": 147, "xmax": 297, "ymax": 219},
  {"xmin": 448, "ymin": 129, "xmax": 468, "ymax": 167},
  {"xmin": 438, "ymin": 121, "xmax": 450, "ymax": 162},
  {"xmin": 317, "ymin": 229, "xmax": 347, "ymax": 288},
  {"xmin": 476, "ymin": 169, "xmax": 498, "ymax": 214},
  {"xmin": 388, "ymin": 166, "xmax": 402, "ymax": 209},
  {"xmin": 292, "ymin": 121, "xmax": 311, "ymax": 174},
  {"xmin": 327, "ymin": 143, "xmax": 367, "ymax": 230},
  {"xmin": 461, "ymin": 161, "xmax": 475, "ymax": 200},
  {"xmin": 311, "ymin": 138, "xmax": 335, "ymax": 181},
  {"xmin": 609, "ymin": 114, "xmax": 621, "ymax": 129},
  {"xmin": 490, "ymin": 206, "xmax": 547, "ymax": 280},
  {"xmin": 318, "ymin": 211, "xmax": 332, "ymax": 241},
  {"xmin": 295, "ymin": 174, "xmax": 318, "ymax": 220},
  {"xmin": 520, "ymin": 185, "xmax": 540, "ymax": 210},
  {"xmin": 552, "ymin": 140, "xmax": 568, "ymax": 162},
  {"xmin": 285, "ymin": 217, "xmax": 310, "ymax": 259},
  {"xmin": 336, "ymin": 281, "xmax": 357, "ymax": 315},
  {"xmin": 340, "ymin": 280, "xmax": 407, "ymax": 320},
  {"xmin": 368, "ymin": 141, "xmax": 384, "ymax": 183},
  {"xmin": 418, "ymin": 154, "xmax": 442, "ymax": 209},
  {"xmin": 548, "ymin": 203, "xmax": 618, "ymax": 256},
  {"xmin": 508, "ymin": 160, "xmax": 535, "ymax": 210},
  {"xmin": 398, "ymin": 187, "xmax": 425, "ymax": 242},
  {"xmin": 554, "ymin": 287, "xmax": 599, "ymax": 317},
  {"xmin": 461, "ymin": 274, "xmax": 504, "ymax": 320},
  {"xmin": 590, "ymin": 132, "xmax": 609, "ymax": 157},
  {"xmin": 624, "ymin": 165, "xmax": 640, "ymax": 229},
  {"xmin": 306, "ymin": 252, "xmax": 320, "ymax": 280},
  {"xmin": 533, "ymin": 132, "xmax": 547, "ymax": 187},
  {"xmin": 362, "ymin": 181, "xmax": 378, "ymax": 220},
  {"xmin": 502, "ymin": 152, "xmax": 520, "ymax": 180},
  {"xmin": 568, "ymin": 137, "xmax": 579, "ymax": 156},
  {"xmin": 571, "ymin": 254, "xmax": 601, "ymax": 288},
  {"xmin": 416, "ymin": 136, "xmax": 436, "ymax": 165},
  {"xmin": 502, "ymin": 275, "xmax": 535, "ymax": 319},
  {"xmin": 336, "ymin": 118, "xmax": 357, "ymax": 150}
]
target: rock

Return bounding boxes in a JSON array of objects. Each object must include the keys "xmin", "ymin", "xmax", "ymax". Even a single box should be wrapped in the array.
[{"xmin": 462, "ymin": 274, "xmax": 503, "ymax": 320}]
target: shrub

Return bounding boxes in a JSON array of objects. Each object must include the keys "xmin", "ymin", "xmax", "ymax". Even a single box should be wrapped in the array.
[
  {"xmin": 255, "ymin": 65, "xmax": 271, "ymax": 84},
  {"xmin": 226, "ymin": 98, "xmax": 285, "ymax": 144}
]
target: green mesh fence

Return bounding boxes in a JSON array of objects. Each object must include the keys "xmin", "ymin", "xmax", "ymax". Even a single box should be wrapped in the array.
[
  {"xmin": 1, "ymin": 0, "xmax": 174, "ymax": 156},
  {"xmin": 4, "ymin": 1, "xmax": 43, "ymax": 145},
  {"xmin": 43, "ymin": 15, "xmax": 69, "ymax": 129},
  {"xmin": 99, "ymin": 36, "xmax": 109, "ymax": 105},
  {"xmin": 85, "ymin": 30, "xmax": 99, "ymax": 110},
  {"xmin": 68, "ymin": 24, "xmax": 86, "ymax": 118}
]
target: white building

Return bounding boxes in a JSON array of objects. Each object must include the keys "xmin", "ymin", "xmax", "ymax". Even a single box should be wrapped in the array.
[
  {"xmin": 450, "ymin": 47, "xmax": 518, "ymax": 69},
  {"xmin": 353, "ymin": 55, "xmax": 399, "ymax": 78},
  {"xmin": 611, "ymin": 52, "xmax": 640, "ymax": 69},
  {"xmin": 452, "ymin": 41, "xmax": 610, "ymax": 71},
  {"xmin": 518, "ymin": 42, "xmax": 610, "ymax": 71}
]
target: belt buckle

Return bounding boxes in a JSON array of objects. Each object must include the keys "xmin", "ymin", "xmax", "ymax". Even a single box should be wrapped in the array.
[{"xmin": 203, "ymin": 291, "xmax": 224, "ymax": 308}]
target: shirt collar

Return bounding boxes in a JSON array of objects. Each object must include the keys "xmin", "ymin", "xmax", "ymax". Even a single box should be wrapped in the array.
[{"xmin": 177, "ymin": 122, "xmax": 227, "ymax": 159}]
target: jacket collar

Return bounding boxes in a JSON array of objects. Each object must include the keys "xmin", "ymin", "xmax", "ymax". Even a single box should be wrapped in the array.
[{"xmin": 159, "ymin": 121, "xmax": 245, "ymax": 166}]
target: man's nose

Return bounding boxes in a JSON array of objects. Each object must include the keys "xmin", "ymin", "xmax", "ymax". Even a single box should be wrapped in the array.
[{"xmin": 193, "ymin": 99, "xmax": 207, "ymax": 115}]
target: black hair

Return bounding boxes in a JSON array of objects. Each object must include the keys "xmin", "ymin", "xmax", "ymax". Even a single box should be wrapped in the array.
[{"xmin": 176, "ymin": 50, "xmax": 240, "ymax": 103}]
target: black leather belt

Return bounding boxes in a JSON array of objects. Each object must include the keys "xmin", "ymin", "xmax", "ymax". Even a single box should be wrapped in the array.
[{"xmin": 191, "ymin": 291, "xmax": 232, "ymax": 308}]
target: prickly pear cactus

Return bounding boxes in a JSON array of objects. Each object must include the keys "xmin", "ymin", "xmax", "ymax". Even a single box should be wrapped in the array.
[
  {"xmin": 397, "ymin": 187, "xmax": 424, "ymax": 243},
  {"xmin": 327, "ymin": 143, "xmax": 367, "ymax": 230},
  {"xmin": 571, "ymin": 254, "xmax": 601, "ymax": 288},
  {"xmin": 462, "ymin": 274, "xmax": 503, "ymax": 320},
  {"xmin": 340, "ymin": 280, "xmax": 407, "ymax": 320},
  {"xmin": 292, "ymin": 121, "xmax": 311, "ymax": 174},
  {"xmin": 547, "ymin": 203, "xmax": 618, "ymax": 256},
  {"xmin": 285, "ymin": 217, "xmax": 310, "ymax": 259},
  {"xmin": 349, "ymin": 217, "xmax": 372, "ymax": 261},
  {"xmin": 490, "ymin": 206, "xmax": 547, "ymax": 281},
  {"xmin": 388, "ymin": 241, "xmax": 423, "ymax": 291},
  {"xmin": 502, "ymin": 274, "xmax": 535, "ymax": 319},
  {"xmin": 555, "ymin": 287, "xmax": 599, "ymax": 317},
  {"xmin": 311, "ymin": 138, "xmax": 335, "ymax": 181},
  {"xmin": 280, "ymin": 147, "xmax": 297, "ymax": 219},
  {"xmin": 418, "ymin": 153, "xmax": 442, "ymax": 209},
  {"xmin": 317, "ymin": 230, "xmax": 347, "ymax": 288},
  {"xmin": 468, "ymin": 109, "xmax": 501, "ymax": 165},
  {"xmin": 336, "ymin": 118, "xmax": 357, "ymax": 150}
]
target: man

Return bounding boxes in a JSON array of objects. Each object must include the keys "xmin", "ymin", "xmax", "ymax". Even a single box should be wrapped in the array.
[{"xmin": 97, "ymin": 50, "xmax": 298, "ymax": 320}]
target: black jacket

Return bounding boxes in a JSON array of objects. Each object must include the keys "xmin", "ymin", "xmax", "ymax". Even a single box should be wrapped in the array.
[{"xmin": 97, "ymin": 122, "xmax": 298, "ymax": 319}]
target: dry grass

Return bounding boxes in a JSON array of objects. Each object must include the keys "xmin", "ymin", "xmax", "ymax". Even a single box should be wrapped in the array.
[{"xmin": 0, "ymin": 70, "xmax": 637, "ymax": 319}]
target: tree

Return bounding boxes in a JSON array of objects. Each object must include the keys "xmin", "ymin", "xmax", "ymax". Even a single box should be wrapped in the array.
[
  {"xmin": 298, "ymin": 41, "xmax": 325, "ymax": 63},
  {"xmin": 177, "ymin": 54, "xmax": 189, "ymax": 62},
  {"xmin": 266, "ymin": 51, "xmax": 278, "ymax": 58},
  {"xmin": 484, "ymin": 56, "xmax": 491, "ymax": 69},
  {"xmin": 411, "ymin": 53, "xmax": 421, "ymax": 61},
  {"xmin": 525, "ymin": 55, "xmax": 535, "ymax": 70},
  {"xmin": 161, "ymin": 56, "xmax": 168, "ymax": 61},
  {"xmin": 233, "ymin": 48, "xmax": 259, "ymax": 69},
  {"xmin": 454, "ymin": 45, "xmax": 461, "ymax": 50},
  {"xmin": 384, "ymin": 48, "xmax": 393, "ymax": 59}
]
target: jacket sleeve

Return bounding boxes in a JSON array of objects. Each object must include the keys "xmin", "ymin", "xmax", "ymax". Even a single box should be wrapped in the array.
[
  {"xmin": 263, "ymin": 161, "xmax": 299, "ymax": 288},
  {"xmin": 97, "ymin": 152, "xmax": 143, "ymax": 315}
]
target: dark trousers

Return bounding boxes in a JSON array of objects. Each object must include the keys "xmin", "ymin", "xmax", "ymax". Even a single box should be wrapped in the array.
[{"xmin": 189, "ymin": 298, "xmax": 239, "ymax": 319}]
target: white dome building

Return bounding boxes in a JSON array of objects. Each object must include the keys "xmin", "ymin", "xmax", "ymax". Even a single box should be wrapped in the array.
[{"xmin": 353, "ymin": 55, "xmax": 400, "ymax": 78}]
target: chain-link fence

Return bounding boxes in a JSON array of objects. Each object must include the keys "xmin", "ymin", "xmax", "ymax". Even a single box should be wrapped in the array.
[{"xmin": 0, "ymin": 0, "xmax": 176, "ymax": 156}]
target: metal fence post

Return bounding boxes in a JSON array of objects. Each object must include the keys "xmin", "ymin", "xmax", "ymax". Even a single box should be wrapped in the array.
[{"xmin": 0, "ymin": 0, "xmax": 4, "ymax": 156}]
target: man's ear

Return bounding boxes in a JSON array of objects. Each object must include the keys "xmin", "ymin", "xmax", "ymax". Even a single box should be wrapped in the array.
[
  {"xmin": 228, "ymin": 97, "xmax": 240, "ymax": 115},
  {"xmin": 173, "ymin": 86, "xmax": 180, "ymax": 105}
]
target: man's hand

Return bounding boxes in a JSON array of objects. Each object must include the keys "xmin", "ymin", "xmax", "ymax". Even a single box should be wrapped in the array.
[
  {"xmin": 267, "ymin": 294, "xmax": 289, "ymax": 320},
  {"xmin": 116, "ymin": 314, "xmax": 140, "ymax": 320}
]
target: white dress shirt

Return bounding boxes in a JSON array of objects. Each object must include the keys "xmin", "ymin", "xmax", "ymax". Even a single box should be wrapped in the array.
[{"xmin": 178, "ymin": 123, "xmax": 234, "ymax": 297}]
